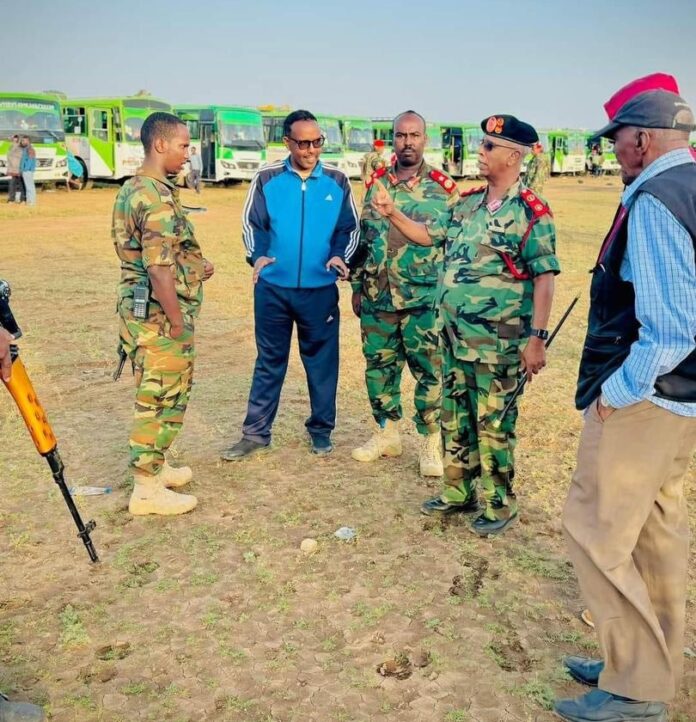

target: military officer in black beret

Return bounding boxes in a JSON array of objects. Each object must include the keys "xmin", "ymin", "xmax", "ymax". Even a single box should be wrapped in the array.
[{"xmin": 420, "ymin": 114, "xmax": 561, "ymax": 536}]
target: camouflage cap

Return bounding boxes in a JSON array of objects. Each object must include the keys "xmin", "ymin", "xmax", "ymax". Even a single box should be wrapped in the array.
[{"xmin": 481, "ymin": 115, "xmax": 538, "ymax": 146}]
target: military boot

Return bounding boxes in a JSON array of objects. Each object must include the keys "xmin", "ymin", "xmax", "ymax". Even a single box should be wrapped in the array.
[
  {"xmin": 129, "ymin": 471, "xmax": 198, "ymax": 516},
  {"xmin": 419, "ymin": 432, "xmax": 443, "ymax": 477},
  {"xmin": 0, "ymin": 692, "xmax": 45, "ymax": 722},
  {"xmin": 159, "ymin": 460, "xmax": 193, "ymax": 488},
  {"xmin": 351, "ymin": 420, "xmax": 402, "ymax": 462}
]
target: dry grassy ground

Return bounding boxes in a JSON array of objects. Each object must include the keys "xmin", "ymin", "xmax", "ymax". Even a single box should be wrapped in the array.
[{"xmin": 0, "ymin": 176, "xmax": 694, "ymax": 722}]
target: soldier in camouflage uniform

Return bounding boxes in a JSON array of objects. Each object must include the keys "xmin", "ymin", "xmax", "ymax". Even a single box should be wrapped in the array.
[
  {"xmin": 421, "ymin": 115, "xmax": 560, "ymax": 535},
  {"xmin": 351, "ymin": 111, "xmax": 459, "ymax": 477},
  {"xmin": 361, "ymin": 139, "xmax": 386, "ymax": 183},
  {"xmin": 112, "ymin": 112, "xmax": 214, "ymax": 516},
  {"xmin": 524, "ymin": 142, "xmax": 551, "ymax": 193}
]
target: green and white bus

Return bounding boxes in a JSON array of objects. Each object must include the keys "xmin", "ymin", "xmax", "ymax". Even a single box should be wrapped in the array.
[
  {"xmin": 339, "ymin": 116, "xmax": 373, "ymax": 178},
  {"xmin": 441, "ymin": 123, "xmax": 482, "ymax": 178},
  {"xmin": 175, "ymin": 105, "xmax": 265, "ymax": 182},
  {"xmin": 371, "ymin": 118, "xmax": 444, "ymax": 170},
  {"xmin": 62, "ymin": 96, "xmax": 172, "ymax": 181},
  {"xmin": 538, "ymin": 129, "xmax": 586, "ymax": 174},
  {"xmin": 260, "ymin": 108, "xmax": 347, "ymax": 174},
  {"xmin": 584, "ymin": 132, "xmax": 620, "ymax": 174},
  {"xmin": 0, "ymin": 92, "xmax": 68, "ymax": 184}
]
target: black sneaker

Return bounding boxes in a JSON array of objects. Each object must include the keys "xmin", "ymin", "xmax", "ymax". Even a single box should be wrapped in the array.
[
  {"xmin": 420, "ymin": 495, "xmax": 482, "ymax": 516},
  {"xmin": 220, "ymin": 438, "xmax": 270, "ymax": 461},
  {"xmin": 470, "ymin": 512, "xmax": 518, "ymax": 537},
  {"xmin": 310, "ymin": 434, "xmax": 334, "ymax": 455}
]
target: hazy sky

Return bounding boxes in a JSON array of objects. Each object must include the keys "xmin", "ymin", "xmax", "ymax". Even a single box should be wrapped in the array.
[{"xmin": 5, "ymin": 0, "xmax": 696, "ymax": 131}]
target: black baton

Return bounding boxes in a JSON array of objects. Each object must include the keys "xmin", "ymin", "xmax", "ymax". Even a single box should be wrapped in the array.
[{"xmin": 493, "ymin": 294, "xmax": 580, "ymax": 429}]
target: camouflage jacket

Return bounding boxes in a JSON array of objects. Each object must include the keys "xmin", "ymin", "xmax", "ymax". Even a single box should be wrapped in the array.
[
  {"xmin": 112, "ymin": 169, "xmax": 205, "ymax": 324},
  {"xmin": 439, "ymin": 182, "xmax": 560, "ymax": 365},
  {"xmin": 524, "ymin": 154, "xmax": 550, "ymax": 190},
  {"xmin": 351, "ymin": 161, "xmax": 459, "ymax": 311}
]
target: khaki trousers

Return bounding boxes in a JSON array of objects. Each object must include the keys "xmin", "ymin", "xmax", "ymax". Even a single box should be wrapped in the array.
[{"xmin": 562, "ymin": 400, "xmax": 696, "ymax": 702}]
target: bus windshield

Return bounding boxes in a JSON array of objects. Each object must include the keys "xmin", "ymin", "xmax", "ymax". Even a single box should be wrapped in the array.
[
  {"xmin": 0, "ymin": 97, "xmax": 64, "ymax": 140},
  {"xmin": 123, "ymin": 101, "xmax": 173, "ymax": 142},
  {"xmin": 347, "ymin": 127, "xmax": 373, "ymax": 152},
  {"xmin": 319, "ymin": 120, "xmax": 342, "ymax": 152},
  {"xmin": 427, "ymin": 127, "xmax": 442, "ymax": 149},
  {"xmin": 466, "ymin": 128, "xmax": 483, "ymax": 154},
  {"xmin": 220, "ymin": 121, "xmax": 264, "ymax": 149}
]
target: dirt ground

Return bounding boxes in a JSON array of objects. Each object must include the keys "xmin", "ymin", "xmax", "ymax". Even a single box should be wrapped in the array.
[{"xmin": 0, "ymin": 175, "xmax": 694, "ymax": 722}]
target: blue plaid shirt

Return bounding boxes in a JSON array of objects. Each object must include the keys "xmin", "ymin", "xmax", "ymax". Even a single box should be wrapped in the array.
[{"xmin": 602, "ymin": 149, "xmax": 696, "ymax": 417}]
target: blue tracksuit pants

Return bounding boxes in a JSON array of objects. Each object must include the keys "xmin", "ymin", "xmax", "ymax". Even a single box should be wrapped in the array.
[{"xmin": 242, "ymin": 279, "xmax": 340, "ymax": 443}]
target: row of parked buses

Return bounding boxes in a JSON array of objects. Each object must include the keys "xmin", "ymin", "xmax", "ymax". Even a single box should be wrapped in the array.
[{"xmin": 6, "ymin": 91, "xmax": 695, "ymax": 188}]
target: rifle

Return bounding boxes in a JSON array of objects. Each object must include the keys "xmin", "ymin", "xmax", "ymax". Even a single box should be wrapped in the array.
[
  {"xmin": 492, "ymin": 294, "xmax": 580, "ymax": 430},
  {"xmin": 0, "ymin": 280, "xmax": 99, "ymax": 563}
]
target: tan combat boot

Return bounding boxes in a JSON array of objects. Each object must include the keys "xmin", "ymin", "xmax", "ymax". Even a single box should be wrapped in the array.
[
  {"xmin": 129, "ymin": 471, "xmax": 198, "ymax": 516},
  {"xmin": 419, "ymin": 431, "xmax": 443, "ymax": 477},
  {"xmin": 160, "ymin": 459, "xmax": 193, "ymax": 488},
  {"xmin": 351, "ymin": 419, "xmax": 402, "ymax": 462}
]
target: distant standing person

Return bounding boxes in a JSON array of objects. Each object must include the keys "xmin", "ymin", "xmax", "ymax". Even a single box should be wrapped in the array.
[
  {"xmin": 6, "ymin": 135, "xmax": 24, "ymax": 203},
  {"xmin": 361, "ymin": 139, "xmax": 386, "ymax": 183},
  {"xmin": 65, "ymin": 148, "xmax": 84, "ymax": 191},
  {"xmin": 524, "ymin": 142, "xmax": 550, "ymax": 193},
  {"xmin": 188, "ymin": 146, "xmax": 202, "ymax": 194},
  {"xmin": 19, "ymin": 136, "xmax": 37, "ymax": 206}
]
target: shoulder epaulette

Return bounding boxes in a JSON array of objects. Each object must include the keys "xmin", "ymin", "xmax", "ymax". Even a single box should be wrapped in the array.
[
  {"xmin": 520, "ymin": 188, "xmax": 552, "ymax": 218},
  {"xmin": 460, "ymin": 185, "xmax": 486, "ymax": 198},
  {"xmin": 428, "ymin": 169, "xmax": 458, "ymax": 194},
  {"xmin": 365, "ymin": 166, "xmax": 387, "ymax": 188}
]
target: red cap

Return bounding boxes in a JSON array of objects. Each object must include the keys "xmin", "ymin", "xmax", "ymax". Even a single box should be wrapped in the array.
[
  {"xmin": 374, "ymin": 139, "xmax": 385, "ymax": 147},
  {"xmin": 604, "ymin": 73, "xmax": 679, "ymax": 120}
]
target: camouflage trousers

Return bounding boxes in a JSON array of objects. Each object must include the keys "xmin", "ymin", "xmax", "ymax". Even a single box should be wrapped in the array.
[
  {"xmin": 119, "ymin": 315, "xmax": 195, "ymax": 476},
  {"xmin": 360, "ymin": 302, "xmax": 441, "ymax": 434},
  {"xmin": 440, "ymin": 350, "xmax": 520, "ymax": 521}
]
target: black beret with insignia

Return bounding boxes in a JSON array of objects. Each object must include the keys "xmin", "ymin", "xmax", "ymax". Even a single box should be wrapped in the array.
[{"xmin": 480, "ymin": 114, "xmax": 538, "ymax": 145}]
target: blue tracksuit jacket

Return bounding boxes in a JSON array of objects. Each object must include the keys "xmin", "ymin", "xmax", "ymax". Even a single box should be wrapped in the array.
[{"xmin": 242, "ymin": 157, "xmax": 359, "ymax": 288}]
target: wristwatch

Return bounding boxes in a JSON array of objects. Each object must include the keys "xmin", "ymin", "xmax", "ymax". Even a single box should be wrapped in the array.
[{"xmin": 530, "ymin": 328, "xmax": 549, "ymax": 340}]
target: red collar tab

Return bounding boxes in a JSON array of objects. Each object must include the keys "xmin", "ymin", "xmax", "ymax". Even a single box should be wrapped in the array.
[
  {"xmin": 520, "ymin": 188, "xmax": 552, "ymax": 218},
  {"xmin": 428, "ymin": 169, "xmax": 457, "ymax": 194},
  {"xmin": 604, "ymin": 73, "xmax": 679, "ymax": 120}
]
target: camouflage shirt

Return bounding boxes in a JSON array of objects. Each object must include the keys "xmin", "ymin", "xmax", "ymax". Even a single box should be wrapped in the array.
[
  {"xmin": 351, "ymin": 161, "xmax": 459, "ymax": 311},
  {"xmin": 439, "ymin": 182, "xmax": 561, "ymax": 365},
  {"xmin": 112, "ymin": 170, "xmax": 205, "ymax": 323}
]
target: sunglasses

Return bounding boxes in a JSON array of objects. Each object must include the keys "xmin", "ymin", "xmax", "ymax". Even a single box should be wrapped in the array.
[
  {"xmin": 480, "ymin": 139, "xmax": 521, "ymax": 153},
  {"xmin": 287, "ymin": 135, "xmax": 325, "ymax": 150}
]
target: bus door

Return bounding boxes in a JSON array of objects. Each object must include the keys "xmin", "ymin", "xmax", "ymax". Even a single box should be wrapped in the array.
[
  {"xmin": 88, "ymin": 107, "xmax": 114, "ymax": 175},
  {"xmin": 200, "ymin": 122, "xmax": 216, "ymax": 179}
]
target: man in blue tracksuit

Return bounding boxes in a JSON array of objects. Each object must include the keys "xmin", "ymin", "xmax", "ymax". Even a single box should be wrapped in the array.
[{"xmin": 222, "ymin": 109, "xmax": 359, "ymax": 459}]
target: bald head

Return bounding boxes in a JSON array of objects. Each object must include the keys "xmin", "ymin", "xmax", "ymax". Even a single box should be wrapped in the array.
[{"xmin": 393, "ymin": 110, "xmax": 426, "ymax": 134}]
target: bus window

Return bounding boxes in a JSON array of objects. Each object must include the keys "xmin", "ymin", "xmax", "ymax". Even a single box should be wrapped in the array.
[
  {"xmin": 466, "ymin": 128, "xmax": 483, "ymax": 154},
  {"xmin": 90, "ymin": 110, "xmax": 109, "ymax": 142},
  {"xmin": 263, "ymin": 117, "xmax": 285, "ymax": 144},
  {"xmin": 569, "ymin": 135, "xmax": 584, "ymax": 153},
  {"xmin": 124, "ymin": 117, "xmax": 142, "ymax": 142},
  {"xmin": 427, "ymin": 126, "xmax": 442, "ymax": 149},
  {"xmin": 63, "ymin": 106, "xmax": 86, "ymax": 135},
  {"xmin": 186, "ymin": 120, "xmax": 200, "ymax": 140}
]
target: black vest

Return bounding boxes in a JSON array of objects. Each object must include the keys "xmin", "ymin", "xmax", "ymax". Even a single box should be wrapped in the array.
[{"xmin": 575, "ymin": 163, "xmax": 696, "ymax": 410}]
